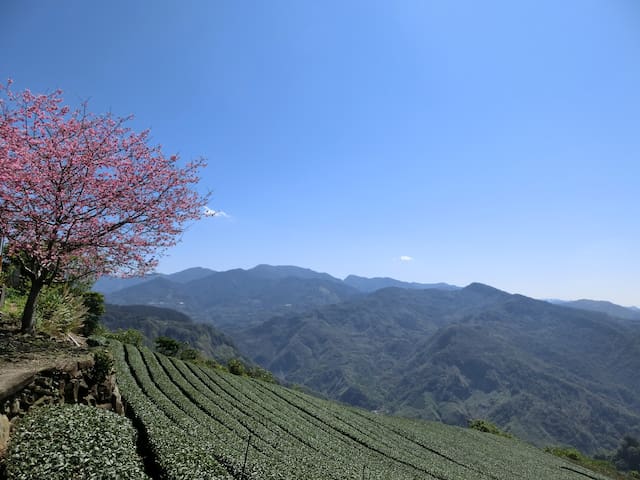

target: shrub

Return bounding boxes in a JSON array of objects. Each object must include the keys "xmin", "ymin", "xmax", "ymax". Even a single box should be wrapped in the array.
[
  {"xmin": 247, "ymin": 365, "xmax": 277, "ymax": 383},
  {"xmin": 179, "ymin": 347, "xmax": 200, "ymax": 361},
  {"xmin": 0, "ymin": 288, "xmax": 26, "ymax": 324},
  {"xmin": 105, "ymin": 328, "xmax": 144, "ymax": 346},
  {"xmin": 36, "ymin": 285, "xmax": 88, "ymax": 336},
  {"xmin": 227, "ymin": 358, "xmax": 246, "ymax": 376},
  {"xmin": 468, "ymin": 419, "xmax": 513, "ymax": 439},
  {"xmin": 81, "ymin": 291, "xmax": 105, "ymax": 336},
  {"xmin": 92, "ymin": 349, "xmax": 114, "ymax": 383},
  {"xmin": 5, "ymin": 404, "xmax": 148, "ymax": 479},
  {"xmin": 155, "ymin": 336, "xmax": 181, "ymax": 356}
]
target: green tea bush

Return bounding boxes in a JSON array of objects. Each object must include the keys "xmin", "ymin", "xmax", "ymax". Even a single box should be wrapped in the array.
[{"xmin": 5, "ymin": 403, "xmax": 148, "ymax": 479}]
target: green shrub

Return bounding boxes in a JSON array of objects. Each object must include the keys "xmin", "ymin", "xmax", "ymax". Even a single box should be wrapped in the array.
[
  {"xmin": 227, "ymin": 358, "xmax": 246, "ymax": 376},
  {"xmin": 155, "ymin": 336, "xmax": 181, "ymax": 356},
  {"xmin": 81, "ymin": 291, "xmax": 105, "ymax": 336},
  {"xmin": 36, "ymin": 285, "xmax": 88, "ymax": 335},
  {"xmin": 92, "ymin": 349, "xmax": 114, "ymax": 383},
  {"xmin": 468, "ymin": 419, "xmax": 513, "ymax": 439},
  {"xmin": 0, "ymin": 288, "xmax": 27, "ymax": 323},
  {"xmin": 545, "ymin": 446, "xmax": 626, "ymax": 479},
  {"xmin": 545, "ymin": 447, "xmax": 583, "ymax": 461},
  {"xmin": 247, "ymin": 365, "xmax": 277, "ymax": 383},
  {"xmin": 105, "ymin": 328, "xmax": 144, "ymax": 346},
  {"xmin": 179, "ymin": 347, "xmax": 200, "ymax": 361},
  {"xmin": 5, "ymin": 403, "xmax": 148, "ymax": 479}
]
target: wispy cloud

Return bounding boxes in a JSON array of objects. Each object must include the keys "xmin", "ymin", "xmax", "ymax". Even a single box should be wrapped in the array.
[
  {"xmin": 203, "ymin": 206, "xmax": 230, "ymax": 218},
  {"xmin": 399, "ymin": 255, "xmax": 413, "ymax": 262}
]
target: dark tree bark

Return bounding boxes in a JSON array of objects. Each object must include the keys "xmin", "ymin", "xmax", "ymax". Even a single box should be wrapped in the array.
[{"xmin": 20, "ymin": 277, "xmax": 44, "ymax": 334}]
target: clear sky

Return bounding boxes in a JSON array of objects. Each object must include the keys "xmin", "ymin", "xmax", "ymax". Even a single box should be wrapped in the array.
[{"xmin": 2, "ymin": 1, "xmax": 639, "ymax": 305}]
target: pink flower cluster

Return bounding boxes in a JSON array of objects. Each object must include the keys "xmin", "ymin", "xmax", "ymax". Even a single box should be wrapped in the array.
[{"xmin": 0, "ymin": 81, "xmax": 208, "ymax": 284}]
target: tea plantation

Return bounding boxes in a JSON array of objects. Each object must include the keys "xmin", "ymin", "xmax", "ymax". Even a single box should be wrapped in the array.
[{"xmin": 107, "ymin": 342, "xmax": 612, "ymax": 480}]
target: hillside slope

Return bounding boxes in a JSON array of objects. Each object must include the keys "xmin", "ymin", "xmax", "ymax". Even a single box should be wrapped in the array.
[
  {"xmin": 111, "ymin": 342, "xmax": 614, "ymax": 480},
  {"xmin": 235, "ymin": 284, "xmax": 640, "ymax": 453},
  {"xmin": 101, "ymin": 304, "xmax": 245, "ymax": 363}
]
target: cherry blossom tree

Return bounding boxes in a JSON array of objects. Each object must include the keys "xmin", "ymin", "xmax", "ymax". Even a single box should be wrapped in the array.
[{"xmin": 0, "ymin": 81, "xmax": 208, "ymax": 333}]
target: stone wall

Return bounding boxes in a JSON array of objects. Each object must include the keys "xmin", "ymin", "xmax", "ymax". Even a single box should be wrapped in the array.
[{"xmin": 0, "ymin": 357, "xmax": 123, "ymax": 460}]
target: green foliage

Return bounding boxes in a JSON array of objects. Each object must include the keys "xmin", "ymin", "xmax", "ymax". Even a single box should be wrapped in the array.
[
  {"xmin": 155, "ymin": 335, "xmax": 182, "ymax": 356},
  {"xmin": 179, "ymin": 347, "xmax": 200, "ymax": 361},
  {"xmin": 91, "ymin": 349, "xmax": 114, "ymax": 383},
  {"xmin": 247, "ymin": 365, "xmax": 277, "ymax": 383},
  {"xmin": 110, "ymin": 342, "xmax": 232, "ymax": 478},
  {"xmin": 36, "ymin": 285, "xmax": 88, "ymax": 335},
  {"xmin": 5, "ymin": 403, "xmax": 148, "ymax": 479},
  {"xmin": 105, "ymin": 328, "xmax": 145, "ymax": 346},
  {"xmin": 468, "ymin": 419, "xmax": 514, "ymax": 439},
  {"xmin": 0, "ymin": 288, "xmax": 26, "ymax": 323},
  {"xmin": 227, "ymin": 358, "xmax": 245, "ymax": 376},
  {"xmin": 101, "ymin": 303, "xmax": 245, "ymax": 363},
  {"xmin": 545, "ymin": 446, "xmax": 631, "ymax": 479},
  {"xmin": 81, "ymin": 291, "xmax": 105, "ymax": 336}
]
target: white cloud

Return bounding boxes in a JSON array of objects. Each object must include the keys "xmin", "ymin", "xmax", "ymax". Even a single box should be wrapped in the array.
[
  {"xmin": 399, "ymin": 255, "xmax": 413, "ymax": 262},
  {"xmin": 203, "ymin": 206, "xmax": 230, "ymax": 218}
]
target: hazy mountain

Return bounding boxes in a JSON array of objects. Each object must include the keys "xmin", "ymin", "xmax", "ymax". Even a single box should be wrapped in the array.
[
  {"xmin": 102, "ymin": 265, "xmax": 360, "ymax": 328},
  {"xmin": 92, "ymin": 273, "xmax": 162, "ymax": 294},
  {"xmin": 92, "ymin": 267, "xmax": 216, "ymax": 294},
  {"xmin": 166, "ymin": 266, "xmax": 216, "ymax": 283},
  {"xmin": 249, "ymin": 264, "xmax": 341, "ymax": 283},
  {"xmin": 552, "ymin": 299, "xmax": 640, "ymax": 322},
  {"xmin": 344, "ymin": 274, "xmax": 459, "ymax": 292},
  {"xmin": 234, "ymin": 284, "xmax": 640, "ymax": 454},
  {"xmin": 101, "ymin": 304, "xmax": 245, "ymax": 363}
]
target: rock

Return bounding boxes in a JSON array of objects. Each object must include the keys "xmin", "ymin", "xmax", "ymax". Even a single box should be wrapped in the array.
[
  {"xmin": 9, "ymin": 399, "xmax": 20, "ymax": 416},
  {"xmin": 0, "ymin": 414, "xmax": 10, "ymax": 455},
  {"xmin": 112, "ymin": 383, "xmax": 124, "ymax": 415},
  {"xmin": 77, "ymin": 358, "xmax": 94, "ymax": 371}
]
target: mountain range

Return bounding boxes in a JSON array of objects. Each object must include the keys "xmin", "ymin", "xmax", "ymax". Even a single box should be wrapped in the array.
[
  {"xmin": 97, "ymin": 265, "xmax": 458, "ymax": 329},
  {"xmin": 94, "ymin": 265, "xmax": 640, "ymax": 454}
]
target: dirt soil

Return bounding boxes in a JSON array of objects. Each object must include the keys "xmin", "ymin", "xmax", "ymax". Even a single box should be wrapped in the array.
[{"xmin": 0, "ymin": 321, "xmax": 91, "ymax": 400}]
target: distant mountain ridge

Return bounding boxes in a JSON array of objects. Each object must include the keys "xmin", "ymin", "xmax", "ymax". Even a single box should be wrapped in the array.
[
  {"xmin": 93, "ymin": 267, "xmax": 216, "ymax": 294},
  {"xmin": 344, "ymin": 274, "xmax": 459, "ymax": 292},
  {"xmin": 93, "ymin": 265, "xmax": 457, "ymax": 328},
  {"xmin": 551, "ymin": 298, "xmax": 640, "ymax": 322}
]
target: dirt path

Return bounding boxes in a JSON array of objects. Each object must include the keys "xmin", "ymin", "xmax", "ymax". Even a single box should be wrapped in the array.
[{"xmin": 0, "ymin": 324, "xmax": 91, "ymax": 401}]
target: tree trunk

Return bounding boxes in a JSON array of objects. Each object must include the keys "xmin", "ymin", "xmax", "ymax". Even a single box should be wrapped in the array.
[{"xmin": 20, "ymin": 278, "xmax": 44, "ymax": 334}]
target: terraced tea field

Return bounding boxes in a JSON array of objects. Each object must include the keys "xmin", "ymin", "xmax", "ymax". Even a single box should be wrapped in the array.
[{"xmin": 112, "ymin": 342, "xmax": 612, "ymax": 480}]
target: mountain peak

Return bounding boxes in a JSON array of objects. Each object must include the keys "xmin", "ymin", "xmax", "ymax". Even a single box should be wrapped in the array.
[{"xmin": 463, "ymin": 282, "xmax": 510, "ymax": 296}]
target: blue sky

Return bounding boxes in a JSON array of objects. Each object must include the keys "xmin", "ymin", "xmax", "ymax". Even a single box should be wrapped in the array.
[{"xmin": 2, "ymin": 1, "xmax": 639, "ymax": 305}]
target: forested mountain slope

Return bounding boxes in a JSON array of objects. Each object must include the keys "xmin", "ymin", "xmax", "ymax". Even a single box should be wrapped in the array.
[{"xmin": 235, "ymin": 284, "xmax": 640, "ymax": 453}]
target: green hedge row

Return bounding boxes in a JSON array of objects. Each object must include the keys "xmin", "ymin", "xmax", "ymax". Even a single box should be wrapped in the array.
[
  {"xmin": 111, "ymin": 341, "xmax": 232, "ymax": 479},
  {"xmin": 5, "ymin": 403, "xmax": 147, "ymax": 480}
]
